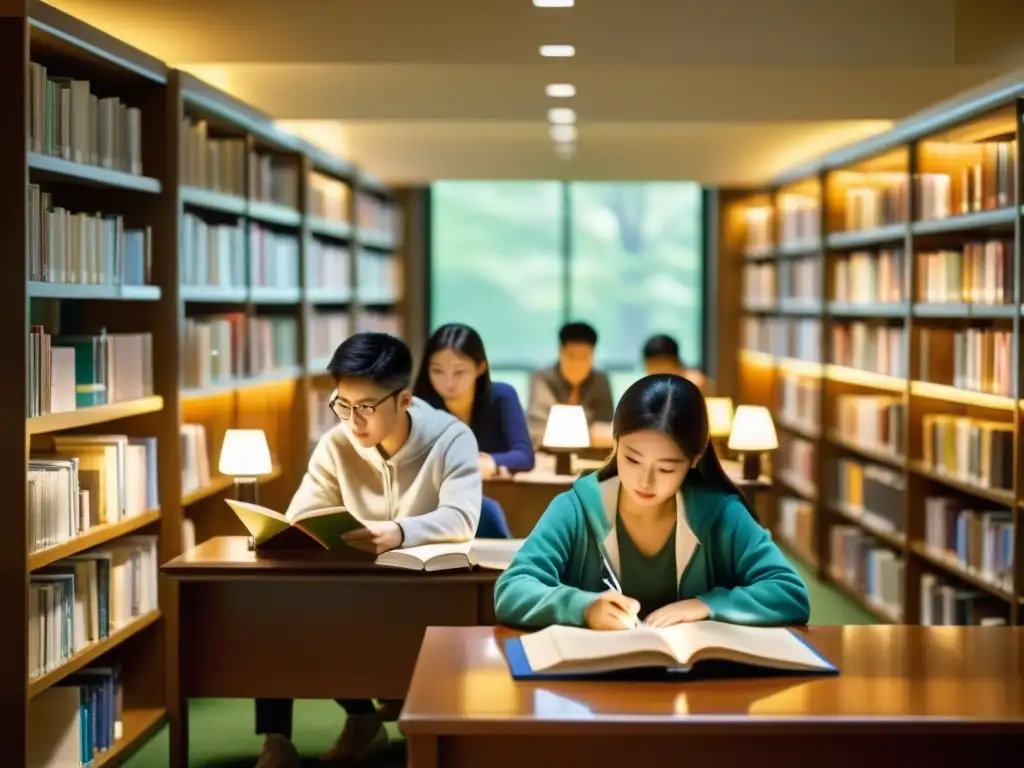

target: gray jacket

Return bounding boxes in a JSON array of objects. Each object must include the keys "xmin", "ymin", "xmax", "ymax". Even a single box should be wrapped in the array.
[{"xmin": 526, "ymin": 365, "xmax": 614, "ymax": 443}]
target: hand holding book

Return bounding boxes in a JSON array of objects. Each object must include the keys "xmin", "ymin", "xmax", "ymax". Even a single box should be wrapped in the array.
[{"xmin": 341, "ymin": 521, "xmax": 403, "ymax": 555}]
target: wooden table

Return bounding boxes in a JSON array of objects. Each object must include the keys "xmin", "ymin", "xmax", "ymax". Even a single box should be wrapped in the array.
[
  {"xmin": 485, "ymin": 461, "xmax": 772, "ymax": 538},
  {"xmin": 161, "ymin": 536, "xmax": 501, "ymax": 768},
  {"xmin": 400, "ymin": 625, "xmax": 1024, "ymax": 767}
]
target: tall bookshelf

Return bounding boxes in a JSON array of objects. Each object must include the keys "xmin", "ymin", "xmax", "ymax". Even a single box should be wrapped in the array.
[
  {"xmin": 724, "ymin": 76, "xmax": 1024, "ymax": 628},
  {"xmin": 2, "ymin": 3, "xmax": 405, "ymax": 765}
]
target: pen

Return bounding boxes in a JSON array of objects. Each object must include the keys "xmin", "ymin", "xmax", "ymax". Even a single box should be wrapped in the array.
[{"xmin": 600, "ymin": 553, "xmax": 640, "ymax": 629}]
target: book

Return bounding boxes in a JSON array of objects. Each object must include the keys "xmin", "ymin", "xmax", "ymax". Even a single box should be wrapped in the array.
[
  {"xmin": 504, "ymin": 620, "xmax": 837, "ymax": 680},
  {"xmin": 225, "ymin": 499, "xmax": 366, "ymax": 551},
  {"xmin": 375, "ymin": 538, "xmax": 524, "ymax": 572}
]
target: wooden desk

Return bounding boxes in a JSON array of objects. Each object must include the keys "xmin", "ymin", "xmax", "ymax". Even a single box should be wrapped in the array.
[
  {"xmin": 400, "ymin": 626, "xmax": 1024, "ymax": 767},
  {"xmin": 161, "ymin": 536, "xmax": 501, "ymax": 768},
  {"xmin": 485, "ymin": 463, "xmax": 772, "ymax": 538}
]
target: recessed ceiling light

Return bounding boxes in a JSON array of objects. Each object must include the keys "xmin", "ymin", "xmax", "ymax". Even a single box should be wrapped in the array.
[
  {"xmin": 548, "ymin": 107, "xmax": 576, "ymax": 124},
  {"xmin": 546, "ymin": 83, "xmax": 576, "ymax": 98},
  {"xmin": 540, "ymin": 44, "xmax": 575, "ymax": 57},
  {"xmin": 549, "ymin": 124, "xmax": 578, "ymax": 142},
  {"xmin": 534, "ymin": 0, "xmax": 574, "ymax": 6}
]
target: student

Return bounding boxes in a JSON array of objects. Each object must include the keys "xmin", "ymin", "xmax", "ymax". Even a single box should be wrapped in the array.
[
  {"xmin": 642, "ymin": 334, "xmax": 707, "ymax": 390},
  {"xmin": 413, "ymin": 323, "xmax": 534, "ymax": 538},
  {"xmin": 526, "ymin": 321, "xmax": 614, "ymax": 444},
  {"xmin": 255, "ymin": 332, "xmax": 482, "ymax": 768},
  {"xmin": 494, "ymin": 374, "xmax": 809, "ymax": 630}
]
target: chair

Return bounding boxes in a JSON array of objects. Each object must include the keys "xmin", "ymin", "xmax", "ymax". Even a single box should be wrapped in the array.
[{"xmin": 477, "ymin": 496, "xmax": 511, "ymax": 538}]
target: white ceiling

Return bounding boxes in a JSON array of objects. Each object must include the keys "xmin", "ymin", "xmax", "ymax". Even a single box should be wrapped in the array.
[{"xmin": 50, "ymin": 0, "xmax": 1024, "ymax": 184}]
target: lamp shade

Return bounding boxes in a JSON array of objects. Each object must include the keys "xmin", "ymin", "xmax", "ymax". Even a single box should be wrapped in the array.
[
  {"xmin": 542, "ymin": 405, "xmax": 590, "ymax": 450},
  {"xmin": 727, "ymin": 405, "xmax": 778, "ymax": 452},
  {"xmin": 219, "ymin": 429, "xmax": 273, "ymax": 476},
  {"xmin": 706, "ymin": 397, "xmax": 734, "ymax": 438}
]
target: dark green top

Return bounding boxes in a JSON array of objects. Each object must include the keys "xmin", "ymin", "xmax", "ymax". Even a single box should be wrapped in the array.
[{"xmin": 616, "ymin": 516, "xmax": 678, "ymax": 620}]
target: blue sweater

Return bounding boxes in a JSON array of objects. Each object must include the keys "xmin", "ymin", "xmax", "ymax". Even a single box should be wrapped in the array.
[{"xmin": 425, "ymin": 382, "xmax": 535, "ymax": 473}]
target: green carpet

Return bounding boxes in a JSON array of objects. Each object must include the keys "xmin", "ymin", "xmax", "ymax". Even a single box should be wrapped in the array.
[{"xmin": 124, "ymin": 557, "xmax": 876, "ymax": 767}]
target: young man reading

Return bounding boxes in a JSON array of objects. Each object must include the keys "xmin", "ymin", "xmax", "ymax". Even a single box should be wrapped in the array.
[
  {"xmin": 255, "ymin": 332, "xmax": 482, "ymax": 768},
  {"xmin": 526, "ymin": 321, "xmax": 614, "ymax": 447}
]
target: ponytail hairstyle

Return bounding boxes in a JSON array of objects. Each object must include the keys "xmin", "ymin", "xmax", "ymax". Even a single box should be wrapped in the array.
[{"xmin": 596, "ymin": 374, "xmax": 758, "ymax": 521}]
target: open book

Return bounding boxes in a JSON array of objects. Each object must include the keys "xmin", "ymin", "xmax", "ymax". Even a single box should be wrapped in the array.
[
  {"xmin": 225, "ymin": 499, "xmax": 365, "ymax": 551},
  {"xmin": 375, "ymin": 538, "xmax": 524, "ymax": 572},
  {"xmin": 505, "ymin": 620, "xmax": 836, "ymax": 680}
]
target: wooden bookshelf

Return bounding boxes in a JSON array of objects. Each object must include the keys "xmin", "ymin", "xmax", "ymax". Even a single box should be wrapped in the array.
[
  {"xmin": 3, "ymin": 4, "xmax": 405, "ymax": 765},
  {"xmin": 721, "ymin": 74, "xmax": 1024, "ymax": 628}
]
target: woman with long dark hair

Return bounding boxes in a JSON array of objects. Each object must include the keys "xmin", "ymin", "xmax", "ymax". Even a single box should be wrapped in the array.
[
  {"xmin": 495, "ymin": 374, "xmax": 809, "ymax": 630},
  {"xmin": 414, "ymin": 323, "xmax": 534, "ymax": 537}
]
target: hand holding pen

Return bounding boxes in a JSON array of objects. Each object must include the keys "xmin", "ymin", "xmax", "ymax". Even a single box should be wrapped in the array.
[{"xmin": 584, "ymin": 556, "xmax": 641, "ymax": 631}]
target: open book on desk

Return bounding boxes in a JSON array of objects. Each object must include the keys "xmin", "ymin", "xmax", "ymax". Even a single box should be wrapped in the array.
[
  {"xmin": 376, "ymin": 538, "xmax": 524, "ymax": 572},
  {"xmin": 504, "ymin": 620, "xmax": 836, "ymax": 681},
  {"xmin": 225, "ymin": 499, "xmax": 366, "ymax": 551}
]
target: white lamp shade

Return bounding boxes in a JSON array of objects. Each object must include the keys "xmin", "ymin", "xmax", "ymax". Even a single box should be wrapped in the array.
[
  {"xmin": 542, "ymin": 405, "xmax": 591, "ymax": 449},
  {"xmin": 727, "ymin": 405, "xmax": 778, "ymax": 452},
  {"xmin": 706, "ymin": 397, "xmax": 734, "ymax": 438},
  {"xmin": 219, "ymin": 429, "xmax": 273, "ymax": 476}
]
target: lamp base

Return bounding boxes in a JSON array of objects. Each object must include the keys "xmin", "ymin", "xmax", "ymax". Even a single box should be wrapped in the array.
[
  {"xmin": 233, "ymin": 477, "xmax": 259, "ymax": 505},
  {"xmin": 553, "ymin": 451, "xmax": 573, "ymax": 476},
  {"xmin": 739, "ymin": 453, "xmax": 762, "ymax": 481}
]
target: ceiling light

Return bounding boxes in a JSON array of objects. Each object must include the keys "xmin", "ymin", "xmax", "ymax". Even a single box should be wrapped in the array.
[
  {"xmin": 540, "ymin": 45, "xmax": 575, "ymax": 57},
  {"xmin": 546, "ymin": 83, "xmax": 576, "ymax": 98},
  {"xmin": 548, "ymin": 107, "xmax": 576, "ymax": 124},
  {"xmin": 534, "ymin": 0, "xmax": 574, "ymax": 6},
  {"xmin": 549, "ymin": 124, "xmax": 577, "ymax": 142}
]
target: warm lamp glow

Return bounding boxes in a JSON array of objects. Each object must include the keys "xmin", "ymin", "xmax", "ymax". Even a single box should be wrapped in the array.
[
  {"xmin": 706, "ymin": 397, "xmax": 734, "ymax": 438},
  {"xmin": 728, "ymin": 406, "xmax": 778, "ymax": 452},
  {"xmin": 219, "ymin": 429, "xmax": 273, "ymax": 476},
  {"xmin": 542, "ymin": 405, "xmax": 590, "ymax": 450}
]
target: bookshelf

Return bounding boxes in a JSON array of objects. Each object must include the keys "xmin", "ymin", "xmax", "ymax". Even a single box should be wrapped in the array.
[
  {"xmin": 3, "ymin": 3, "xmax": 405, "ymax": 765},
  {"xmin": 724, "ymin": 75, "xmax": 1024, "ymax": 628}
]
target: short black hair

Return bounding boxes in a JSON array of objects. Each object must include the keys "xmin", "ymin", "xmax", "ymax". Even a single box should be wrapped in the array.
[
  {"xmin": 559, "ymin": 321, "xmax": 598, "ymax": 347},
  {"xmin": 643, "ymin": 334, "xmax": 680, "ymax": 361},
  {"xmin": 327, "ymin": 332, "xmax": 413, "ymax": 390}
]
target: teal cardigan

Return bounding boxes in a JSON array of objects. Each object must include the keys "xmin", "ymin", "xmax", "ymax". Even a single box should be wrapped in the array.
[{"xmin": 494, "ymin": 473, "xmax": 810, "ymax": 628}]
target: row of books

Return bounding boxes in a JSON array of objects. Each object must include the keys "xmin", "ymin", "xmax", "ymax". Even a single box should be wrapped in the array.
[
  {"xmin": 923, "ymin": 497, "xmax": 1014, "ymax": 592},
  {"xmin": 777, "ymin": 194, "xmax": 820, "ymax": 247},
  {"xmin": 777, "ymin": 434, "xmax": 815, "ymax": 496},
  {"xmin": 181, "ymin": 423, "xmax": 212, "ymax": 498},
  {"xmin": 251, "ymin": 225, "xmax": 301, "ymax": 289},
  {"xmin": 250, "ymin": 153, "xmax": 300, "ymax": 209},
  {"xmin": 843, "ymin": 176, "xmax": 908, "ymax": 231},
  {"xmin": 28, "ymin": 329, "xmax": 154, "ymax": 418},
  {"xmin": 28, "ymin": 61, "xmax": 144, "ymax": 176},
  {"xmin": 29, "ymin": 663, "xmax": 125, "ymax": 767},
  {"xmin": 918, "ymin": 141, "xmax": 1016, "ymax": 219},
  {"xmin": 833, "ymin": 249, "xmax": 904, "ymax": 304},
  {"xmin": 27, "ymin": 185, "xmax": 151, "ymax": 287},
  {"xmin": 776, "ymin": 495, "xmax": 1013, "ymax": 623},
  {"xmin": 831, "ymin": 323, "xmax": 905, "ymax": 376},
  {"xmin": 29, "ymin": 535, "xmax": 159, "ymax": 679},
  {"xmin": 180, "ymin": 118, "xmax": 246, "ymax": 196},
  {"xmin": 917, "ymin": 240, "xmax": 1013, "ymax": 305},
  {"xmin": 308, "ymin": 312, "xmax": 352, "ymax": 363},
  {"xmin": 28, "ymin": 435, "xmax": 159, "ymax": 555},
  {"xmin": 834, "ymin": 458, "xmax": 906, "ymax": 534},
  {"xmin": 834, "ymin": 394, "xmax": 904, "ymax": 457},
  {"xmin": 309, "ymin": 241, "xmax": 351, "ymax": 292},
  {"xmin": 182, "ymin": 314, "xmax": 298, "ymax": 388},
  {"xmin": 308, "ymin": 388, "xmax": 339, "ymax": 446},
  {"xmin": 922, "ymin": 414, "xmax": 1013, "ymax": 492},
  {"xmin": 180, "ymin": 213, "xmax": 247, "ymax": 289},
  {"xmin": 310, "ymin": 172, "xmax": 350, "ymax": 222},
  {"xmin": 919, "ymin": 326, "xmax": 1014, "ymax": 397},
  {"xmin": 357, "ymin": 192, "xmax": 402, "ymax": 243},
  {"xmin": 743, "ymin": 262, "xmax": 774, "ymax": 308},
  {"xmin": 357, "ymin": 251, "xmax": 401, "ymax": 302},
  {"xmin": 778, "ymin": 373, "xmax": 818, "ymax": 432},
  {"xmin": 741, "ymin": 316, "xmax": 821, "ymax": 360},
  {"xmin": 776, "ymin": 257, "xmax": 821, "ymax": 306}
]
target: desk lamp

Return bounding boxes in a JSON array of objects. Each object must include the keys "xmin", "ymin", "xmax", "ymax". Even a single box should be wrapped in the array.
[
  {"xmin": 542, "ymin": 405, "xmax": 590, "ymax": 475},
  {"xmin": 705, "ymin": 397, "xmax": 734, "ymax": 455},
  {"xmin": 727, "ymin": 405, "xmax": 778, "ymax": 481},
  {"xmin": 219, "ymin": 429, "xmax": 273, "ymax": 505}
]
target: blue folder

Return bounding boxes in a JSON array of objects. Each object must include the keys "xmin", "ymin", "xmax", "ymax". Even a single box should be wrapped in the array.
[{"xmin": 503, "ymin": 630, "xmax": 839, "ymax": 682}]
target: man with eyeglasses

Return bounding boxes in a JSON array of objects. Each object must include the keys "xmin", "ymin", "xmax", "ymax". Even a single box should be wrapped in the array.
[{"xmin": 254, "ymin": 332, "xmax": 482, "ymax": 768}]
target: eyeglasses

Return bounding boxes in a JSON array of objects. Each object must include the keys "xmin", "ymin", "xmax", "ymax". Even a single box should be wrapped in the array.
[{"xmin": 328, "ymin": 388, "xmax": 402, "ymax": 421}]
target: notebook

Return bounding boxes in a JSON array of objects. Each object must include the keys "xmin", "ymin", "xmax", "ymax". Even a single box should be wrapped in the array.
[{"xmin": 504, "ymin": 620, "xmax": 837, "ymax": 681}]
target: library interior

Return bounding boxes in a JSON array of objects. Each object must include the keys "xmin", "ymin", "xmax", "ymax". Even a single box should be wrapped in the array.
[{"xmin": 6, "ymin": 0, "xmax": 1024, "ymax": 766}]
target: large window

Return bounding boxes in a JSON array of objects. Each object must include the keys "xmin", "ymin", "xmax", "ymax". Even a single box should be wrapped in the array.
[{"xmin": 430, "ymin": 180, "xmax": 704, "ymax": 404}]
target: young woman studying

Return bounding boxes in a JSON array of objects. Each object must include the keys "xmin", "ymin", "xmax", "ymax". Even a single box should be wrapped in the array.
[
  {"xmin": 414, "ymin": 323, "xmax": 534, "ymax": 537},
  {"xmin": 494, "ymin": 374, "xmax": 809, "ymax": 630}
]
